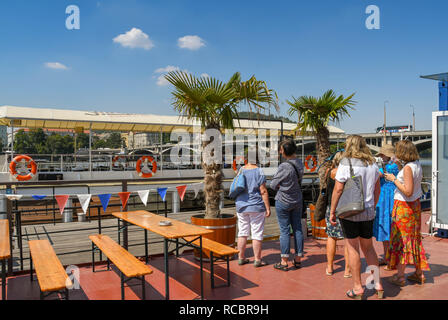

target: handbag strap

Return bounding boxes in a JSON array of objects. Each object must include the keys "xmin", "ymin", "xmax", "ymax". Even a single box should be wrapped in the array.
[
  {"xmin": 285, "ymin": 160, "xmax": 302, "ymax": 188},
  {"xmin": 348, "ymin": 158, "xmax": 355, "ymax": 178}
]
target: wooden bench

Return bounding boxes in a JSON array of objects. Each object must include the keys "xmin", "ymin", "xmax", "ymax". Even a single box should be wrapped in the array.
[
  {"xmin": 183, "ymin": 236, "xmax": 239, "ymax": 289},
  {"xmin": 89, "ymin": 234, "xmax": 153, "ymax": 300},
  {"xmin": 29, "ymin": 240, "xmax": 72, "ymax": 300},
  {"xmin": 0, "ymin": 220, "xmax": 11, "ymax": 300}
]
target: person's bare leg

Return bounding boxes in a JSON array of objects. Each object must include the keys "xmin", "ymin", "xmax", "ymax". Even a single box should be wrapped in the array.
[
  {"xmin": 345, "ymin": 238, "xmax": 363, "ymax": 294},
  {"xmin": 344, "ymin": 244, "xmax": 352, "ymax": 277},
  {"xmin": 238, "ymin": 237, "xmax": 248, "ymax": 260},
  {"xmin": 252, "ymin": 240, "xmax": 262, "ymax": 262},
  {"xmin": 395, "ymin": 263, "xmax": 406, "ymax": 282},
  {"xmin": 380, "ymin": 241, "xmax": 389, "ymax": 263},
  {"xmin": 326, "ymin": 237, "xmax": 337, "ymax": 273},
  {"xmin": 360, "ymin": 237, "xmax": 383, "ymax": 291}
]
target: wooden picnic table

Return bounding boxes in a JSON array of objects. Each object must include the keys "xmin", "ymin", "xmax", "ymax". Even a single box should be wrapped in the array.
[
  {"xmin": 112, "ymin": 210, "xmax": 212, "ymax": 300},
  {"xmin": 0, "ymin": 220, "xmax": 11, "ymax": 300}
]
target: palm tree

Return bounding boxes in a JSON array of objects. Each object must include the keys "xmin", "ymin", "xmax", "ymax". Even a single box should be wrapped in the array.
[
  {"xmin": 287, "ymin": 89, "xmax": 356, "ymax": 187},
  {"xmin": 165, "ymin": 71, "xmax": 278, "ymax": 219}
]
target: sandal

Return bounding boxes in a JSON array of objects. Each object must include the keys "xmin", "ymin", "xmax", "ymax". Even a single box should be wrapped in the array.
[
  {"xmin": 254, "ymin": 260, "xmax": 268, "ymax": 268},
  {"xmin": 384, "ymin": 265, "xmax": 395, "ymax": 271},
  {"xmin": 343, "ymin": 273, "xmax": 352, "ymax": 278},
  {"xmin": 388, "ymin": 275, "xmax": 405, "ymax": 287},
  {"xmin": 238, "ymin": 258, "xmax": 250, "ymax": 265},
  {"xmin": 407, "ymin": 273, "xmax": 426, "ymax": 285},
  {"xmin": 346, "ymin": 289, "xmax": 363, "ymax": 300},
  {"xmin": 326, "ymin": 267, "xmax": 333, "ymax": 276},
  {"xmin": 378, "ymin": 258, "xmax": 387, "ymax": 266},
  {"xmin": 273, "ymin": 262, "xmax": 288, "ymax": 271},
  {"xmin": 293, "ymin": 260, "xmax": 302, "ymax": 269},
  {"xmin": 376, "ymin": 289, "xmax": 385, "ymax": 299}
]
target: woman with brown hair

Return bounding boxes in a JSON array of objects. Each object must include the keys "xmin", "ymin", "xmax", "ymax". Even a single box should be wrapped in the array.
[
  {"xmin": 384, "ymin": 140, "xmax": 430, "ymax": 286},
  {"xmin": 325, "ymin": 152, "xmax": 351, "ymax": 277},
  {"xmin": 329, "ymin": 135, "xmax": 384, "ymax": 299}
]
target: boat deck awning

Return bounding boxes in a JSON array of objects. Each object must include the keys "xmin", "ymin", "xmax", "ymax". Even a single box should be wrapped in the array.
[{"xmin": 0, "ymin": 105, "xmax": 345, "ymax": 135}]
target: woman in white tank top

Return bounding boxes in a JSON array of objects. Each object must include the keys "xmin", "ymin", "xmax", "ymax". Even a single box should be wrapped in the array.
[{"xmin": 384, "ymin": 140, "xmax": 430, "ymax": 287}]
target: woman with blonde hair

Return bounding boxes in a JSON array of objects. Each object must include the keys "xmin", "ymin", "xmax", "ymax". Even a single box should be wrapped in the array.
[
  {"xmin": 325, "ymin": 151, "xmax": 351, "ymax": 277},
  {"xmin": 330, "ymin": 135, "xmax": 384, "ymax": 299},
  {"xmin": 384, "ymin": 140, "xmax": 430, "ymax": 285}
]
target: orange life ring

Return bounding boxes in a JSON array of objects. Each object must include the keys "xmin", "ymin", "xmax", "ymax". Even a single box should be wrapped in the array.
[
  {"xmin": 232, "ymin": 156, "xmax": 248, "ymax": 172},
  {"xmin": 9, "ymin": 155, "xmax": 37, "ymax": 181},
  {"xmin": 305, "ymin": 155, "xmax": 318, "ymax": 172},
  {"xmin": 112, "ymin": 155, "xmax": 126, "ymax": 167},
  {"xmin": 136, "ymin": 156, "xmax": 157, "ymax": 178}
]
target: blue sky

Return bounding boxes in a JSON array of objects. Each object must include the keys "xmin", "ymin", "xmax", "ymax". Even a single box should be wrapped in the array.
[{"xmin": 0, "ymin": 0, "xmax": 446, "ymax": 133}]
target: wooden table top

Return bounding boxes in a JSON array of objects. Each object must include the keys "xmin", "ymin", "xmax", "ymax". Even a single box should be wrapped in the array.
[
  {"xmin": 112, "ymin": 211, "xmax": 213, "ymax": 239},
  {"xmin": 0, "ymin": 220, "xmax": 10, "ymax": 260}
]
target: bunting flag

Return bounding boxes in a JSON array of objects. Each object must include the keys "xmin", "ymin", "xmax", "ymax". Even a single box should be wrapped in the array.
[
  {"xmin": 191, "ymin": 183, "xmax": 203, "ymax": 199},
  {"xmin": 5, "ymin": 195, "xmax": 23, "ymax": 201},
  {"xmin": 137, "ymin": 190, "xmax": 150, "ymax": 206},
  {"xmin": 176, "ymin": 185, "xmax": 187, "ymax": 202},
  {"xmin": 98, "ymin": 194, "xmax": 112, "ymax": 212},
  {"xmin": 157, "ymin": 188, "xmax": 168, "ymax": 202},
  {"xmin": 55, "ymin": 195, "xmax": 70, "ymax": 215},
  {"xmin": 77, "ymin": 194, "xmax": 92, "ymax": 215},
  {"xmin": 32, "ymin": 195, "xmax": 47, "ymax": 200},
  {"xmin": 118, "ymin": 192, "xmax": 131, "ymax": 209}
]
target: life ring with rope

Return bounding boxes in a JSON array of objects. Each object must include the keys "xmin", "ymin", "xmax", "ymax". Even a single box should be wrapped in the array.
[
  {"xmin": 9, "ymin": 155, "xmax": 37, "ymax": 181},
  {"xmin": 112, "ymin": 155, "xmax": 126, "ymax": 168},
  {"xmin": 232, "ymin": 156, "xmax": 248, "ymax": 172},
  {"xmin": 136, "ymin": 156, "xmax": 157, "ymax": 178},
  {"xmin": 305, "ymin": 155, "xmax": 318, "ymax": 172}
]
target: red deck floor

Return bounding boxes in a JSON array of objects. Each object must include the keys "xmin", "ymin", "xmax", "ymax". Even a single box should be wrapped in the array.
[{"xmin": 2, "ymin": 234, "xmax": 447, "ymax": 300}]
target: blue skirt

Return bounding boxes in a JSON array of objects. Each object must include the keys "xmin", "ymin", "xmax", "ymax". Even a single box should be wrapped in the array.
[{"xmin": 373, "ymin": 182, "xmax": 395, "ymax": 242}]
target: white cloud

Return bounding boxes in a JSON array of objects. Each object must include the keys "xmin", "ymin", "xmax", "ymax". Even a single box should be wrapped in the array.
[
  {"xmin": 44, "ymin": 62, "xmax": 69, "ymax": 70},
  {"xmin": 154, "ymin": 66, "xmax": 181, "ymax": 86},
  {"xmin": 113, "ymin": 28, "xmax": 154, "ymax": 50},
  {"xmin": 153, "ymin": 65, "xmax": 192, "ymax": 86},
  {"xmin": 177, "ymin": 35, "xmax": 206, "ymax": 50}
]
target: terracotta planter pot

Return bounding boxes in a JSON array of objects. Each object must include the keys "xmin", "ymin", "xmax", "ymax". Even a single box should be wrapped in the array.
[
  {"xmin": 190, "ymin": 214, "xmax": 237, "ymax": 261},
  {"xmin": 309, "ymin": 204, "xmax": 327, "ymax": 240}
]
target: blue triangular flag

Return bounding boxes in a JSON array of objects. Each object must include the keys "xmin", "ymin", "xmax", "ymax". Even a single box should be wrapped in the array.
[
  {"xmin": 98, "ymin": 194, "xmax": 112, "ymax": 212},
  {"xmin": 157, "ymin": 188, "xmax": 168, "ymax": 202},
  {"xmin": 32, "ymin": 195, "xmax": 47, "ymax": 200}
]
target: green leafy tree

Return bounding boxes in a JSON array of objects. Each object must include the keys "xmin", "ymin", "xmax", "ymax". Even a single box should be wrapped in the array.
[
  {"xmin": 287, "ymin": 89, "xmax": 356, "ymax": 188},
  {"xmin": 76, "ymin": 132, "xmax": 90, "ymax": 149},
  {"xmin": 106, "ymin": 132, "xmax": 124, "ymax": 148},
  {"xmin": 14, "ymin": 130, "xmax": 35, "ymax": 154},
  {"xmin": 165, "ymin": 71, "xmax": 278, "ymax": 218}
]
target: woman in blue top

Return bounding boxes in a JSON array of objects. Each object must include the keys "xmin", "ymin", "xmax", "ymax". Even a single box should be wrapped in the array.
[
  {"xmin": 235, "ymin": 152, "xmax": 271, "ymax": 268},
  {"xmin": 373, "ymin": 144, "xmax": 399, "ymax": 266}
]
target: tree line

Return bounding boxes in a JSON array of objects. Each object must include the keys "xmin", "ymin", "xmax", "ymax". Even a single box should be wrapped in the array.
[{"xmin": 13, "ymin": 129, "xmax": 124, "ymax": 154}]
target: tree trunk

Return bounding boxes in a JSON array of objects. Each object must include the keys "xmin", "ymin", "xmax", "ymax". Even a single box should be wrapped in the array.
[
  {"xmin": 315, "ymin": 127, "xmax": 331, "ymax": 189},
  {"xmin": 202, "ymin": 124, "xmax": 223, "ymax": 219}
]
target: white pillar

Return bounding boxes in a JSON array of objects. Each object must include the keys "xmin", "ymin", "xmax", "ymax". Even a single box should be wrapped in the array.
[{"xmin": 172, "ymin": 191, "xmax": 180, "ymax": 213}]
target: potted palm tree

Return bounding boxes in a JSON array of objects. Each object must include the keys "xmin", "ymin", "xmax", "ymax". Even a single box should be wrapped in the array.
[
  {"xmin": 165, "ymin": 71, "xmax": 277, "ymax": 253},
  {"xmin": 287, "ymin": 89, "xmax": 356, "ymax": 189}
]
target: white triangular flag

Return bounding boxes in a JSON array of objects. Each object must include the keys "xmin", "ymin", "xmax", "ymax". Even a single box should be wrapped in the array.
[
  {"xmin": 5, "ymin": 195, "xmax": 23, "ymax": 201},
  {"xmin": 77, "ymin": 194, "xmax": 92, "ymax": 215},
  {"xmin": 191, "ymin": 183, "xmax": 203, "ymax": 199},
  {"xmin": 137, "ymin": 190, "xmax": 150, "ymax": 206}
]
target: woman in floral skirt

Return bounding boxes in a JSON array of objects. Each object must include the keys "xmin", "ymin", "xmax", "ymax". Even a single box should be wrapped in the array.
[{"xmin": 384, "ymin": 140, "xmax": 430, "ymax": 286}]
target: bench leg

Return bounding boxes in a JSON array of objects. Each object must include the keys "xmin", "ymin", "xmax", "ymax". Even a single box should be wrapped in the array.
[
  {"xmin": 30, "ymin": 256, "xmax": 33, "ymax": 282},
  {"xmin": 91, "ymin": 242, "xmax": 95, "ymax": 273},
  {"xmin": 107, "ymin": 258, "xmax": 110, "ymax": 271},
  {"xmin": 2, "ymin": 259, "xmax": 6, "ymax": 300},
  {"xmin": 144, "ymin": 230, "xmax": 148, "ymax": 264},
  {"xmin": 210, "ymin": 252, "xmax": 215, "ymax": 289},
  {"xmin": 199, "ymin": 236, "xmax": 204, "ymax": 300},
  {"xmin": 121, "ymin": 272, "xmax": 125, "ymax": 300},
  {"xmin": 66, "ymin": 288, "xmax": 69, "ymax": 300},
  {"xmin": 142, "ymin": 275, "xmax": 146, "ymax": 300},
  {"xmin": 176, "ymin": 239, "xmax": 179, "ymax": 257},
  {"xmin": 117, "ymin": 219, "xmax": 121, "ymax": 245},
  {"xmin": 164, "ymin": 239, "xmax": 169, "ymax": 300},
  {"xmin": 227, "ymin": 255, "xmax": 231, "ymax": 287},
  {"xmin": 40, "ymin": 291, "xmax": 44, "ymax": 300}
]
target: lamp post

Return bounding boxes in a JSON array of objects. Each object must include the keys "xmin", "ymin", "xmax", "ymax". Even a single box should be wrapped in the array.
[
  {"xmin": 383, "ymin": 100, "xmax": 389, "ymax": 145},
  {"xmin": 410, "ymin": 105, "xmax": 415, "ymax": 131}
]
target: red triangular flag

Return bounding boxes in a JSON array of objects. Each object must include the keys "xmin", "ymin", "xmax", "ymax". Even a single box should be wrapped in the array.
[
  {"xmin": 176, "ymin": 185, "xmax": 187, "ymax": 202},
  {"xmin": 118, "ymin": 192, "xmax": 131, "ymax": 209},
  {"xmin": 55, "ymin": 195, "xmax": 69, "ymax": 215}
]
